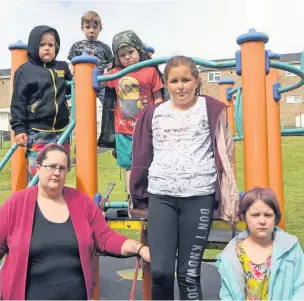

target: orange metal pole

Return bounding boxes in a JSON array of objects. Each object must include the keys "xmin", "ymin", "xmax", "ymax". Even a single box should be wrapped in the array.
[
  {"xmin": 218, "ymin": 79, "xmax": 236, "ymax": 173},
  {"xmin": 9, "ymin": 41, "xmax": 28, "ymax": 192},
  {"xmin": 73, "ymin": 54, "xmax": 98, "ymax": 198},
  {"xmin": 72, "ymin": 53, "xmax": 100, "ymax": 299},
  {"xmin": 237, "ymin": 29, "xmax": 269, "ymax": 189},
  {"xmin": 266, "ymin": 51, "xmax": 285, "ymax": 228}
]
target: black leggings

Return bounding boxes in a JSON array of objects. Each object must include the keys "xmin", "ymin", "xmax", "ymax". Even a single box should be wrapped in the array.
[{"xmin": 147, "ymin": 193, "xmax": 215, "ymax": 300}]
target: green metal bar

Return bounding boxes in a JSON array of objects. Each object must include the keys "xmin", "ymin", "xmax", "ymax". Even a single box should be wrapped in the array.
[
  {"xmin": 234, "ymin": 88, "xmax": 243, "ymax": 138},
  {"xmin": 105, "ymin": 201, "xmax": 128, "ymax": 208},
  {"xmin": 57, "ymin": 122, "xmax": 76, "ymax": 145},
  {"xmin": 0, "ymin": 143, "xmax": 18, "ymax": 171},
  {"xmin": 96, "ymin": 57, "xmax": 304, "ymax": 95},
  {"xmin": 97, "ymin": 58, "xmax": 304, "ymax": 95},
  {"xmin": 300, "ymin": 51, "xmax": 304, "ymax": 71},
  {"xmin": 65, "ymin": 80, "xmax": 73, "ymax": 101},
  {"xmin": 232, "ymin": 128, "xmax": 304, "ymax": 140},
  {"xmin": 70, "ymin": 81, "xmax": 75, "ymax": 121},
  {"xmin": 270, "ymin": 61, "xmax": 304, "ymax": 93},
  {"xmin": 281, "ymin": 128, "xmax": 304, "ymax": 135},
  {"xmin": 279, "ymin": 79, "xmax": 304, "ymax": 94},
  {"xmin": 70, "ymin": 81, "xmax": 75, "ymax": 147},
  {"xmin": 227, "ymin": 86, "xmax": 241, "ymax": 97},
  {"xmin": 97, "ymin": 57, "xmax": 236, "ymax": 82},
  {"xmin": 239, "ymin": 90, "xmax": 243, "ymax": 137}
]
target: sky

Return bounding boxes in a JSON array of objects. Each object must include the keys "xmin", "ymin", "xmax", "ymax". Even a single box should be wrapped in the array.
[{"xmin": 1, "ymin": 0, "xmax": 304, "ymax": 69}]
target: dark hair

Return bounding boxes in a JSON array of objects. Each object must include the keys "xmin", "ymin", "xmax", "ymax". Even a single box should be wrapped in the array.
[
  {"xmin": 163, "ymin": 55, "xmax": 202, "ymax": 95},
  {"xmin": 239, "ymin": 187, "xmax": 282, "ymax": 225},
  {"xmin": 36, "ymin": 143, "xmax": 70, "ymax": 170},
  {"xmin": 43, "ymin": 30, "xmax": 60, "ymax": 52}
]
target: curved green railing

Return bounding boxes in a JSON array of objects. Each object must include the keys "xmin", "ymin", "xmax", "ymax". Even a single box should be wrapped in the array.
[
  {"xmin": 97, "ymin": 57, "xmax": 236, "ymax": 82},
  {"xmin": 234, "ymin": 88, "xmax": 243, "ymax": 138},
  {"xmin": 270, "ymin": 61, "xmax": 304, "ymax": 93},
  {"xmin": 97, "ymin": 56, "xmax": 304, "ymax": 96},
  {"xmin": 2, "ymin": 55, "xmax": 304, "ymax": 175},
  {"xmin": 0, "ymin": 144, "xmax": 18, "ymax": 171}
]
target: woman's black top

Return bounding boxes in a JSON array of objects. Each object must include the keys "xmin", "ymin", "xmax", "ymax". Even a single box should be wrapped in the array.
[{"xmin": 25, "ymin": 204, "xmax": 87, "ymax": 300}]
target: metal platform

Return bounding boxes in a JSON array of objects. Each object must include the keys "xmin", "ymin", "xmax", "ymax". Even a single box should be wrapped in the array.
[{"xmin": 105, "ymin": 208, "xmax": 242, "ymax": 251}]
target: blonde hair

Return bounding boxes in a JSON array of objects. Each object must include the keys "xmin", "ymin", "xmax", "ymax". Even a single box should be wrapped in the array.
[{"xmin": 81, "ymin": 11, "xmax": 102, "ymax": 30}]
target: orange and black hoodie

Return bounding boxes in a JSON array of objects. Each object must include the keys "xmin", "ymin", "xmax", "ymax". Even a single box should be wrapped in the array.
[{"xmin": 10, "ymin": 25, "xmax": 73, "ymax": 135}]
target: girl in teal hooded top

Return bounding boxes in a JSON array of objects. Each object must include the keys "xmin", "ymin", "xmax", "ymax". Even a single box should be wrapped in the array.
[{"xmin": 216, "ymin": 187, "xmax": 304, "ymax": 300}]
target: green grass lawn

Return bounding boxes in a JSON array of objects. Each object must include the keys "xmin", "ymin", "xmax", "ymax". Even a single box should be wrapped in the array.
[
  {"xmin": 0, "ymin": 144, "xmax": 128, "ymax": 205},
  {"xmin": 1, "ymin": 137, "xmax": 304, "ymax": 250}
]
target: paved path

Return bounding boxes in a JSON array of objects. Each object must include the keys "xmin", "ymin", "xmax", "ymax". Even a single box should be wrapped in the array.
[{"xmin": 99, "ymin": 256, "xmax": 221, "ymax": 300}]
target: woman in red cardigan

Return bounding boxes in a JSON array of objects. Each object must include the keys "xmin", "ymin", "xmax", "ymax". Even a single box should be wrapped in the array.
[{"xmin": 0, "ymin": 143, "xmax": 150, "ymax": 300}]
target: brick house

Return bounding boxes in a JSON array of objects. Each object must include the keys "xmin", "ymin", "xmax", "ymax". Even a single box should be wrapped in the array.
[
  {"xmin": 0, "ymin": 69, "xmax": 10, "ymax": 109},
  {"xmin": 200, "ymin": 52, "xmax": 304, "ymax": 128},
  {"xmin": 0, "ymin": 69, "xmax": 11, "ymax": 139}
]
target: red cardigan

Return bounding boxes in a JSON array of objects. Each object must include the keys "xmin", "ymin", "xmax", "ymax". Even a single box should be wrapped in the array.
[{"xmin": 0, "ymin": 186, "xmax": 127, "ymax": 300}]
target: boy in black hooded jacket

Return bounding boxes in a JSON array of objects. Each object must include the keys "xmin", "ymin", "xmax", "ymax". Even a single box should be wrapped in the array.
[{"xmin": 10, "ymin": 25, "xmax": 73, "ymax": 178}]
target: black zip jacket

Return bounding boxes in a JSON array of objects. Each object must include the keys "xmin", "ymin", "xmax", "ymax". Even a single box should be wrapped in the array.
[{"xmin": 10, "ymin": 25, "xmax": 73, "ymax": 135}]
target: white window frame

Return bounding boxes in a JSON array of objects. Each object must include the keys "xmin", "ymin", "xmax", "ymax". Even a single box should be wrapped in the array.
[
  {"xmin": 286, "ymin": 95, "xmax": 302, "ymax": 104},
  {"xmin": 285, "ymin": 65, "xmax": 301, "ymax": 76},
  {"xmin": 296, "ymin": 114, "xmax": 304, "ymax": 128},
  {"xmin": 208, "ymin": 71, "xmax": 221, "ymax": 82}
]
